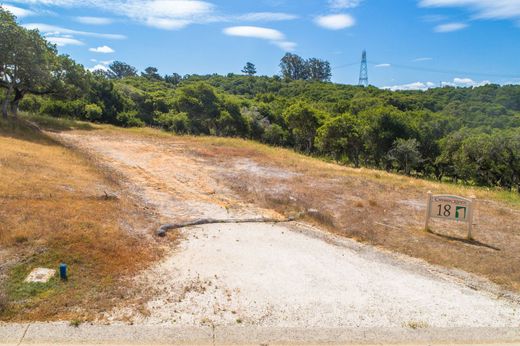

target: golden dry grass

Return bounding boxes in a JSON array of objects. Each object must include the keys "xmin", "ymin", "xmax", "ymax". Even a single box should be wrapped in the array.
[{"xmin": 0, "ymin": 118, "xmax": 158, "ymax": 321}]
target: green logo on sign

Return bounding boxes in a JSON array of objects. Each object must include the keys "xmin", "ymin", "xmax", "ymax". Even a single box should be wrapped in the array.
[{"xmin": 455, "ymin": 206, "xmax": 467, "ymax": 220}]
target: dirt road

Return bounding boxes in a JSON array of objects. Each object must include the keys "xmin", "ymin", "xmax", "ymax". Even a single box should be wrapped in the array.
[{"xmin": 57, "ymin": 130, "xmax": 520, "ymax": 330}]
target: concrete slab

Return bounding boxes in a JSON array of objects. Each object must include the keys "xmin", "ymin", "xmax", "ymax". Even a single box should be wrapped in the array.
[
  {"xmin": 2, "ymin": 323, "xmax": 520, "ymax": 345},
  {"xmin": 0, "ymin": 323, "xmax": 28, "ymax": 345},
  {"xmin": 21, "ymin": 323, "xmax": 213, "ymax": 345},
  {"xmin": 24, "ymin": 268, "xmax": 56, "ymax": 283},
  {"xmin": 213, "ymin": 326, "xmax": 520, "ymax": 345}
]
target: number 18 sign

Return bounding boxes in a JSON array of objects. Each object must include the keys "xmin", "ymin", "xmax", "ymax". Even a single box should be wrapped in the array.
[{"xmin": 425, "ymin": 192, "xmax": 476, "ymax": 239}]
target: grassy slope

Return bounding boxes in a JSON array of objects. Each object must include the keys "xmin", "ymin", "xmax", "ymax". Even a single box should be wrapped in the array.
[{"xmin": 0, "ymin": 117, "xmax": 157, "ymax": 321}]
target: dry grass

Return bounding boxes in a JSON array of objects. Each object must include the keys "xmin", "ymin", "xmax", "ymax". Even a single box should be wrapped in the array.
[
  {"xmin": 135, "ymin": 131, "xmax": 520, "ymax": 293},
  {"xmin": 0, "ymin": 118, "xmax": 159, "ymax": 321}
]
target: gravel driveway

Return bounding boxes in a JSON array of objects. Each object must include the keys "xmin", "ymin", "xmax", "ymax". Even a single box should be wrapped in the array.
[{"xmin": 57, "ymin": 130, "xmax": 520, "ymax": 329}]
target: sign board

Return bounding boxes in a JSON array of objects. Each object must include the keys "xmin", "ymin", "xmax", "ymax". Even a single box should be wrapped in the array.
[{"xmin": 425, "ymin": 192, "xmax": 476, "ymax": 239}]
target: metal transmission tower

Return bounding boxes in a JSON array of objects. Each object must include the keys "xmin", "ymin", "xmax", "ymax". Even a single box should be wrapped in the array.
[{"xmin": 358, "ymin": 50, "xmax": 368, "ymax": 87}]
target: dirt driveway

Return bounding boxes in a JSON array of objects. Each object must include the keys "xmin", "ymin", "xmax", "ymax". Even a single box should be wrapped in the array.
[{"xmin": 56, "ymin": 130, "xmax": 520, "ymax": 329}]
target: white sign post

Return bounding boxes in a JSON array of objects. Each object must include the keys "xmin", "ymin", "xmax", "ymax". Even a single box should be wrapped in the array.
[{"xmin": 425, "ymin": 192, "xmax": 476, "ymax": 239}]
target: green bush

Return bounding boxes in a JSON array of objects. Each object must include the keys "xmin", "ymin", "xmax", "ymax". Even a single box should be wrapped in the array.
[
  {"xmin": 155, "ymin": 111, "xmax": 190, "ymax": 134},
  {"xmin": 262, "ymin": 124, "xmax": 288, "ymax": 146},
  {"xmin": 40, "ymin": 99, "xmax": 87, "ymax": 118},
  {"xmin": 116, "ymin": 111, "xmax": 144, "ymax": 127},
  {"xmin": 84, "ymin": 103, "xmax": 103, "ymax": 121}
]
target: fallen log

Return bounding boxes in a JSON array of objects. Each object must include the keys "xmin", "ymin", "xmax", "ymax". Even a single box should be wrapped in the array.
[{"xmin": 156, "ymin": 215, "xmax": 299, "ymax": 237}]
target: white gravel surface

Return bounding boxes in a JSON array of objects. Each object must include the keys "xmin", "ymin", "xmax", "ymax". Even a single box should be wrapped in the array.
[{"xmin": 123, "ymin": 222, "xmax": 520, "ymax": 328}]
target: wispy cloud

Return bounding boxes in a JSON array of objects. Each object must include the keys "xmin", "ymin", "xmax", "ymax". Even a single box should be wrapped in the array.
[
  {"xmin": 10, "ymin": 1, "xmax": 300, "ymax": 30},
  {"xmin": 375, "ymin": 63, "xmax": 391, "ymax": 68},
  {"xmin": 46, "ymin": 36, "xmax": 84, "ymax": 46},
  {"xmin": 1, "ymin": 4, "xmax": 35, "ymax": 17},
  {"xmin": 23, "ymin": 23, "xmax": 126, "ymax": 39},
  {"xmin": 237, "ymin": 12, "xmax": 298, "ymax": 22},
  {"xmin": 75, "ymin": 16, "xmax": 113, "ymax": 25},
  {"xmin": 419, "ymin": 0, "xmax": 520, "ymax": 22},
  {"xmin": 328, "ymin": 0, "xmax": 363, "ymax": 9},
  {"xmin": 89, "ymin": 45, "xmax": 115, "ymax": 53},
  {"xmin": 11, "ymin": 0, "xmax": 217, "ymax": 29},
  {"xmin": 413, "ymin": 57, "xmax": 433, "ymax": 62},
  {"xmin": 272, "ymin": 40, "xmax": 297, "ymax": 51},
  {"xmin": 314, "ymin": 13, "xmax": 355, "ymax": 29},
  {"xmin": 434, "ymin": 22, "xmax": 468, "ymax": 32},
  {"xmin": 223, "ymin": 26, "xmax": 296, "ymax": 51}
]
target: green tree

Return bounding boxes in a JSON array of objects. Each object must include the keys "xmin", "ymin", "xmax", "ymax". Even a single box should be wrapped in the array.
[
  {"xmin": 108, "ymin": 61, "xmax": 138, "ymax": 79},
  {"xmin": 175, "ymin": 83, "xmax": 220, "ymax": 134},
  {"xmin": 262, "ymin": 124, "xmax": 288, "ymax": 146},
  {"xmin": 0, "ymin": 8, "xmax": 80, "ymax": 117},
  {"xmin": 316, "ymin": 113, "xmax": 365, "ymax": 167},
  {"xmin": 142, "ymin": 66, "xmax": 162, "ymax": 81},
  {"xmin": 364, "ymin": 106, "xmax": 414, "ymax": 168},
  {"xmin": 164, "ymin": 73, "xmax": 182, "ymax": 85},
  {"xmin": 241, "ymin": 62, "xmax": 257, "ymax": 76},
  {"xmin": 306, "ymin": 58, "xmax": 331, "ymax": 82},
  {"xmin": 388, "ymin": 138, "xmax": 422, "ymax": 175},
  {"xmin": 280, "ymin": 53, "xmax": 308, "ymax": 81},
  {"xmin": 284, "ymin": 101, "xmax": 323, "ymax": 152}
]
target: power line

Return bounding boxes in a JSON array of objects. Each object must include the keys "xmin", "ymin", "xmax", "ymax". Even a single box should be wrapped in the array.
[
  {"xmin": 367, "ymin": 60, "xmax": 520, "ymax": 79},
  {"xmin": 331, "ymin": 62, "xmax": 359, "ymax": 70}
]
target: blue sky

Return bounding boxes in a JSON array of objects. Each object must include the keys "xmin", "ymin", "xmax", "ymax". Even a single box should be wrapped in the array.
[{"xmin": 3, "ymin": 0, "xmax": 520, "ymax": 89}]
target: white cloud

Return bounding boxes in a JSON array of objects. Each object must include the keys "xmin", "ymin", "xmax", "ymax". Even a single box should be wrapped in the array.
[
  {"xmin": 145, "ymin": 17, "xmax": 191, "ymax": 29},
  {"xmin": 46, "ymin": 36, "xmax": 84, "ymax": 46},
  {"xmin": 1, "ymin": 4, "xmax": 35, "ymax": 17},
  {"xmin": 223, "ymin": 26, "xmax": 285, "ymax": 41},
  {"xmin": 237, "ymin": 12, "xmax": 298, "ymax": 21},
  {"xmin": 375, "ymin": 63, "xmax": 391, "ymax": 68},
  {"xmin": 328, "ymin": 0, "xmax": 363, "ymax": 9},
  {"xmin": 223, "ymin": 26, "xmax": 296, "ymax": 51},
  {"xmin": 419, "ymin": 0, "xmax": 520, "ymax": 22},
  {"xmin": 89, "ymin": 45, "xmax": 115, "ymax": 53},
  {"xmin": 413, "ymin": 57, "xmax": 433, "ymax": 61},
  {"xmin": 23, "ymin": 23, "xmax": 126, "ymax": 39},
  {"xmin": 385, "ymin": 77, "xmax": 492, "ymax": 91},
  {"xmin": 434, "ymin": 22, "xmax": 468, "ymax": 32},
  {"xmin": 384, "ymin": 81, "xmax": 437, "ymax": 91},
  {"xmin": 75, "ymin": 16, "xmax": 113, "ymax": 25},
  {"xmin": 443, "ymin": 77, "xmax": 491, "ymax": 87},
  {"xmin": 88, "ymin": 63, "xmax": 109, "ymax": 72},
  {"xmin": 272, "ymin": 40, "xmax": 297, "ymax": 51},
  {"xmin": 315, "ymin": 13, "xmax": 355, "ymax": 30},
  {"xmin": 10, "ymin": 0, "xmax": 217, "ymax": 29}
]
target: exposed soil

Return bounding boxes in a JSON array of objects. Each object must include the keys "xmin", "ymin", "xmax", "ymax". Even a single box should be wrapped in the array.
[{"xmin": 53, "ymin": 128, "xmax": 520, "ymax": 328}]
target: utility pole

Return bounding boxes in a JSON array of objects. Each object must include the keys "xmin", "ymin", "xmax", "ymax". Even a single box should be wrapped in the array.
[{"xmin": 358, "ymin": 50, "xmax": 369, "ymax": 87}]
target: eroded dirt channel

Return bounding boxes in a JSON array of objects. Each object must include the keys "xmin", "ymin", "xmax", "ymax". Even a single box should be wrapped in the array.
[{"xmin": 56, "ymin": 130, "xmax": 520, "ymax": 329}]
